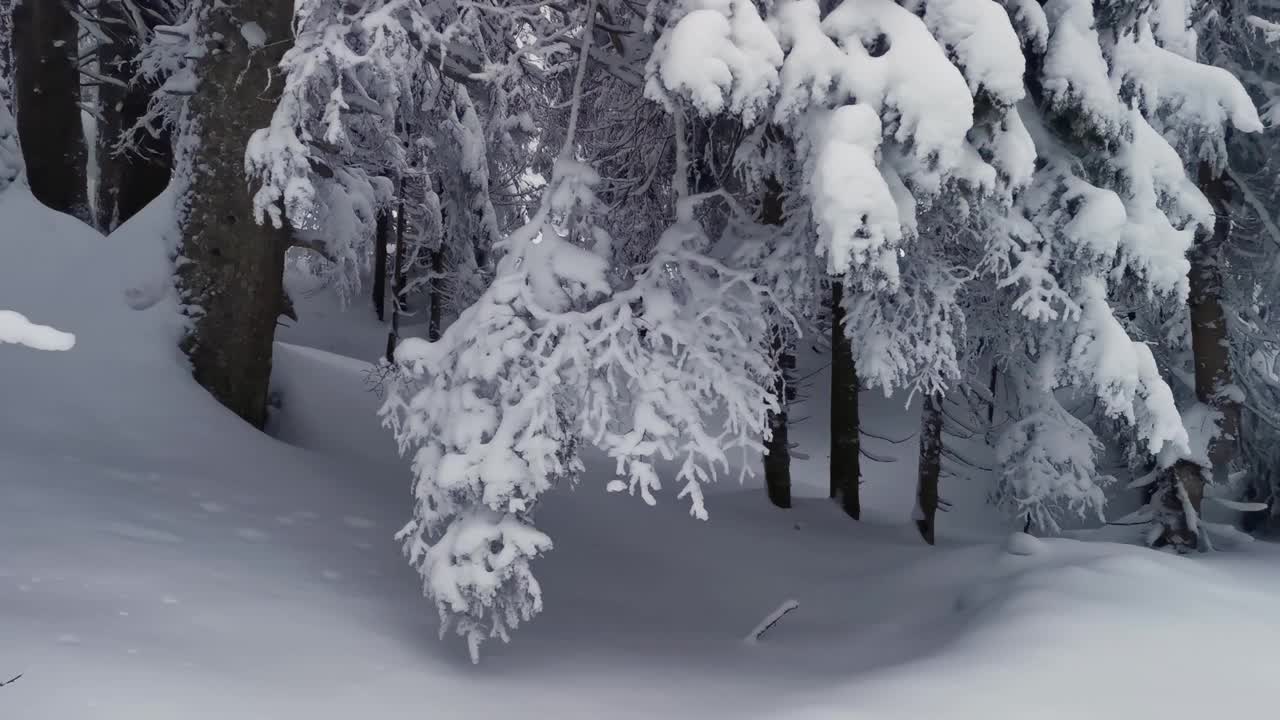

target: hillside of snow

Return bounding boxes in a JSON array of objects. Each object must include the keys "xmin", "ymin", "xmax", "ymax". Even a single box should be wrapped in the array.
[{"xmin": 3, "ymin": 192, "xmax": 1279, "ymax": 719}]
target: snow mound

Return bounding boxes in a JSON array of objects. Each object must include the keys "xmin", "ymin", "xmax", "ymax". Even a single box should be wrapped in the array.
[{"xmin": 1004, "ymin": 531, "xmax": 1044, "ymax": 556}]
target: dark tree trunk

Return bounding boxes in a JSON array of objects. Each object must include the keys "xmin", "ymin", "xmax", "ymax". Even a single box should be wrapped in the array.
[
  {"xmin": 1154, "ymin": 163, "xmax": 1239, "ymax": 550},
  {"xmin": 1155, "ymin": 460, "xmax": 1206, "ymax": 551},
  {"xmin": 385, "ymin": 190, "xmax": 408, "ymax": 362},
  {"xmin": 373, "ymin": 208, "xmax": 389, "ymax": 322},
  {"xmin": 915, "ymin": 393, "xmax": 943, "ymax": 545},
  {"xmin": 95, "ymin": 0, "xmax": 173, "ymax": 232},
  {"xmin": 759, "ymin": 176, "xmax": 792, "ymax": 509},
  {"xmin": 987, "ymin": 363, "xmax": 998, "ymax": 425},
  {"xmin": 428, "ymin": 246, "xmax": 444, "ymax": 342},
  {"xmin": 12, "ymin": 0, "xmax": 89, "ymax": 222},
  {"xmin": 831, "ymin": 281, "xmax": 861, "ymax": 518},
  {"xmin": 765, "ymin": 336, "xmax": 795, "ymax": 509},
  {"xmin": 1192, "ymin": 163, "xmax": 1239, "ymax": 484},
  {"xmin": 177, "ymin": 0, "xmax": 293, "ymax": 429}
]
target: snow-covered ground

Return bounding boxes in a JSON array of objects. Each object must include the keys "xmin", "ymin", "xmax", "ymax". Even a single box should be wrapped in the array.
[{"xmin": 3, "ymin": 192, "xmax": 1280, "ymax": 719}]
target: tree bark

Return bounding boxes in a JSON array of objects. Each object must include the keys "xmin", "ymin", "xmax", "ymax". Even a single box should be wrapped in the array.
[
  {"xmin": 12, "ymin": 0, "xmax": 89, "ymax": 222},
  {"xmin": 765, "ymin": 336, "xmax": 795, "ymax": 509},
  {"xmin": 831, "ymin": 281, "xmax": 861, "ymax": 518},
  {"xmin": 1154, "ymin": 163, "xmax": 1238, "ymax": 550},
  {"xmin": 428, "ymin": 245, "xmax": 444, "ymax": 342},
  {"xmin": 95, "ymin": 0, "xmax": 173, "ymax": 232},
  {"xmin": 915, "ymin": 393, "xmax": 943, "ymax": 545},
  {"xmin": 385, "ymin": 188, "xmax": 408, "ymax": 362},
  {"xmin": 1192, "ymin": 163, "xmax": 1239, "ymax": 484},
  {"xmin": 1155, "ymin": 459, "xmax": 1206, "ymax": 551},
  {"xmin": 177, "ymin": 0, "xmax": 293, "ymax": 429},
  {"xmin": 759, "ymin": 175, "xmax": 792, "ymax": 508},
  {"xmin": 373, "ymin": 208, "xmax": 389, "ymax": 322}
]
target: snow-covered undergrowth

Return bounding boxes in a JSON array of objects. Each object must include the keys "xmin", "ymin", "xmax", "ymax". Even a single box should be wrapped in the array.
[{"xmin": 3, "ymin": 194, "xmax": 1279, "ymax": 718}]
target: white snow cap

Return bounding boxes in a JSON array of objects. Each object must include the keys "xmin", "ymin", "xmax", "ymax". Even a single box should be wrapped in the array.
[
  {"xmin": 0, "ymin": 310, "xmax": 76, "ymax": 352},
  {"xmin": 646, "ymin": 0, "xmax": 784, "ymax": 124}
]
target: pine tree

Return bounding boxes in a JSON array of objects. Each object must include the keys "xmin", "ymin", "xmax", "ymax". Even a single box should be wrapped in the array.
[
  {"xmin": 12, "ymin": 0, "xmax": 89, "ymax": 222},
  {"xmin": 95, "ymin": 0, "xmax": 175, "ymax": 232},
  {"xmin": 177, "ymin": 0, "xmax": 294, "ymax": 427},
  {"xmin": 830, "ymin": 280, "xmax": 860, "ymax": 514},
  {"xmin": 915, "ymin": 392, "xmax": 943, "ymax": 544}
]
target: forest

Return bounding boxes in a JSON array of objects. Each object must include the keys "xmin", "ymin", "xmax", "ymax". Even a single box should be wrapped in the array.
[{"xmin": 3, "ymin": 0, "xmax": 1280, "ymax": 717}]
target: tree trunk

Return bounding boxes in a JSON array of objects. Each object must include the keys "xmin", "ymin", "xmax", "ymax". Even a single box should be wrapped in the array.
[
  {"xmin": 12, "ymin": 0, "xmax": 89, "ymax": 222},
  {"xmin": 1192, "ymin": 163, "xmax": 1239, "ymax": 485},
  {"xmin": 428, "ymin": 245, "xmax": 444, "ymax": 342},
  {"xmin": 765, "ymin": 336, "xmax": 795, "ymax": 509},
  {"xmin": 95, "ymin": 0, "xmax": 173, "ymax": 232},
  {"xmin": 373, "ymin": 208, "xmax": 389, "ymax": 321},
  {"xmin": 1155, "ymin": 459, "xmax": 1206, "ymax": 551},
  {"xmin": 831, "ymin": 281, "xmax": 861, "ymax": 518},
  {"xmin": 760, "ymin": 175, "xmax": 791, "ymax": 508},
  {"xmin": 915, "ymin": 393, "xmax": 943, "ymax": 544},
  {"xmin": 385, "ymin": 189, "xmax": 408, "ymax": 362},
  {"xmin": 177, "ymin": 0, "xmax": 293, "ymax": 429},
  {"xmin": 1153, "ymin": 163, "xmax": 1238, "ymax": 550}
]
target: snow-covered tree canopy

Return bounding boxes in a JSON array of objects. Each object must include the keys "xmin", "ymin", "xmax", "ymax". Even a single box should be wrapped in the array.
[
  {"xmin": 648, "ymin": 0, "xmax": 1260, "ymax": 531},
  {"xmin": 240, "ymin": 0, "xmax": 1265, "ymax": 655}
]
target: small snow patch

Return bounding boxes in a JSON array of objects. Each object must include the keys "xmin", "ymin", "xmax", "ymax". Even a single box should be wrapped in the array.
[
  {"xmin": 342, "ymin": 515, "xmax": 375, "ymax": 529},
  {"xmin": 240, "ymin": 22, "xmax": 267, "ymax": 49},
  {"xmin": 1004, "ymin": 532, "xmax": 1043, "ymax": 557},
  {"xmin": 234, "ymin": 528, "xmax": 269, "ymax": 542},
  {"xmin": 198, "ymin": 501, "xmax": 228, "ymax": 514}
]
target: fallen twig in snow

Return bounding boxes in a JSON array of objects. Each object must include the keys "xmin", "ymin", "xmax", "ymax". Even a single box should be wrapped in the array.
[
  {"xmin": 743, "ymin": 600, "xmax": 799, "ymax": 645},
  {"xmin": 0, "ymin": 674, "xmax": 22, "ymax": 688}
]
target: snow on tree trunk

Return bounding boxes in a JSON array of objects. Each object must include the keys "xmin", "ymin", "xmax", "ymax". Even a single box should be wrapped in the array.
[
  {"xmin": 12, "ymin": 0, "xmax": 89, "ymax": 223},
  {"xmin": 830, "ymin": 280, "xmax": 861, "ymax": 515},
  {"xmin": 915, "ymin": 392, "xmax": 943, "ymax": 545},
  {"xmin": 759, "ymin": 175, "xmax": 792, "ymax": 509},
  {"xmin": 177, "ymin": 0, "xmax": 293, "ymax": 429},
  {"xmin": 96, "ymin": 0, "xmax": 173, "ymax": 232}
]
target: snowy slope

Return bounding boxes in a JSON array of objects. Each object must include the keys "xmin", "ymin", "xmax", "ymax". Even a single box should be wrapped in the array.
[{"xmin": 3, "ymin": 192, "xmax": 1280, "ymax": 719}]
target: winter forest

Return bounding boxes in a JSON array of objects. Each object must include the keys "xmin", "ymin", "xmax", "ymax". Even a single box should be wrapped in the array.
[{"xmin": 4, "ymin": 0, "xmax": 1280, "ymax": 716}]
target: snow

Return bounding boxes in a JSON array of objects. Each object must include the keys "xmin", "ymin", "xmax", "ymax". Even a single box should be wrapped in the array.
[
  {"xmin": 240, "ymin": 21, "xmax": 268, "ymax": 49},
  {"xmin": 0, "ymin": 310, "xmax": 74, "ymax": 351},
  {"xmin": 3, "ymin": 188, "xmax": 1280, "ymax": 718},
  {"xmin": 646, "ymin": 0, "xmax": 783, "ymax": 124}
]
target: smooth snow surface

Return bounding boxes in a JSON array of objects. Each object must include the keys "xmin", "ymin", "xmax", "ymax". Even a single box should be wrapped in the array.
[{"xmin": 3, "ymin": 192, "xmax": 1280, "ymax": 718}]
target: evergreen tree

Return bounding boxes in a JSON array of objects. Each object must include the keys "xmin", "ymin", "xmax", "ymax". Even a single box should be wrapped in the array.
[
  {"xmin": 94, "ymin": 0, "xmax": 176, "ymax": 232},
  {"xmin": 176, "ymin": 0, "xmax": 295, "ymax": 428},
  {"xmin": 12, "ymin": 0, "xmax": 89, "ymax": 222}
]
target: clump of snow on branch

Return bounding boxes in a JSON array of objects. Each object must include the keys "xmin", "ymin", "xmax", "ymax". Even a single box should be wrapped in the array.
[
  {"xmin": 382, "ymin": 148, "xmax": 778, "ymax": 659},
  {"xmin": 645, "ymin": 0, "xmax": 783, "ymax": 124}
]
